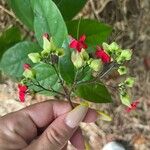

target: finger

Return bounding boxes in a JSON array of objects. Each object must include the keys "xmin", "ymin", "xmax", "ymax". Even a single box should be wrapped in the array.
[
  {"xmin": 0, "ymin": 100, "xmax": 97, "ymax": 146},
  {"xmin": 24, "ymin": 103, "xmax": 89, "ymax": 150},
  {"xmin": 0, "ymin": 100, "xmax": 72, "ymax": 144},
  {"xmin": 70, "ymin": 128, "xmax": 85, "ymax": 149},
  {"xmin": 84, "ymin": 108, "xmax": 98, "ymax": 123},
  {"xmin": 61, "ymin": 143, "xmax": 68, "ymax": 150}
]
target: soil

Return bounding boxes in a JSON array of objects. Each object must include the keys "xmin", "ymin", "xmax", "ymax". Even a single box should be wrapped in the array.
[{"xmin": 0, "ymin": 0, "xmax": 150, "ymax": 149}]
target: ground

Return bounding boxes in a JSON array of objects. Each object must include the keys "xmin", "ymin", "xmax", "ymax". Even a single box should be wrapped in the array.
[{"xmin": 0, "ymin": 0, "xmax": 150, "ymax": 149}]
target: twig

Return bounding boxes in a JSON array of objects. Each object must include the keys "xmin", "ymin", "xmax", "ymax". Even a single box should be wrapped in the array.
[
  {"xmin": 52, "ymin": 64, "xmax": 74, "ymax": 108},
  {"xmin": 0, "ymin": 4, "xmax": 22, "ymax": 25},
  {"xmin": 77, "ymin": 63, "xmax": 116, "ymax": 85},
  {"xmin": 30, "ymin": 80, "xmax": 65, "ymax": 97}
]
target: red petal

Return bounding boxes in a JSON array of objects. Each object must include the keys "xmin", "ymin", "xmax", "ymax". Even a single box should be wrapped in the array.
[
  {"xmin": 23, "ymin": 63, "xmax": 31, "ymax": 70},
  {"xmin": 19, "ymin": 92, "xmax": 25, "ymax": 102},
  {"xmin": 131, "ymin": 100, "xmax": 139, "ymax": 109},
  {"xmin": 69, "ymin": 40, "xmax": 79, "ymax": 49},
  {"xmin": 81, "ymin": 42, "xmax": 88, "ymax": 49},
  {"xmin": 125, "ymin": 107, "xmax": 132, "ymax": 112},
  {"xmin": 126, "ymin": 100, "xmax": 139, "ymax": 112},
  {"xmin": 18, "ymin": 84, "xmax": 28, "ymax": 92},
  {"xmin": 95, "ymin": 48, "xmax": 111, "ymax": 63},
  {"xmin": 79, "ymin": 35, "xmax": 86, "ymax": 42}
]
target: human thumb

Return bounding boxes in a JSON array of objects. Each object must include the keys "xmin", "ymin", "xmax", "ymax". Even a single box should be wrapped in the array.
[{"xmin": 24, "ymin": 103, "xmax": 89, "ymax": 150}]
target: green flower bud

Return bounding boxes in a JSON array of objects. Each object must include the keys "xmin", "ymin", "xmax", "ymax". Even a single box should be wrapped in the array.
[
  {"xmin": 71, "ymin": 51, "xmax": 83, "ymax": 68},
  {"xmin": 56, "ymin": 48, "xmax": 64, "ymax": 56},
  {"xmin": 102, "ymin": 42, "xmax": 109, "ymax": 52},
  {"xmin": 28, "ymin": 53, "xmax": 41, "ymax": 63},
  {"xmin": 23, "ymin": 69, "xmax": 35, "ymax": 79},
  {"xmin": 120, "ymin": 92, "xmax": 131, "ymax": 106},
  {"xmin": 116, "ymin": 49, "xmax": 132, "ymax": 64},
  {"xmin": 50, "ymin": 38, "xmax": 57, "ymax": 53},
  {"xmin": 109, "ymin": 42, "xmax": 120, "ymax": 51},
  {"xmin": 41, "ymin": 49, "xmax": 49, "ymax": 57},
  {"xmin": 89, "ymin": 59, "xmax": 102, "ymax": 72},
  {"xmin": 43, "ymin": 36, "xmax": 51, "ymax": 51},
  {"xmin": 80, "ymin": 49, "xmax": 89, "ymax": 61},
  {"xmin": 20, "ymin": 78, "xmax": 27, "ymax": 85},
  {"xmin": 122, "ymin": 49, "xmax": 132, "ymax": 60},
  {"xmin": 125, "ymin": 77, "xmax": 135, "ymax": 87},
  {"xmin": 118, "ymin": 66, "xmax": 127, "ymax": 75}
]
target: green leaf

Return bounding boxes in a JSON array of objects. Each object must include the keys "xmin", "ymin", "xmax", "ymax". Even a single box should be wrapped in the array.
[
  {"xmin": 0, "ymin": 41, "xmax": 41, "ymax": 79},
  {"xmin": 53, "ymin": 0, "xmax": 88, "ymax": 20},
  {"xmin": 75, "ymin": 82, "xmax": 112, "ymax": 103},
  {"xmin": 59, "ymin": 39, "xmax": 75, "ymax": 84},
  {"xmin": 7, "ymin": 0, "xmax": 34, "ymax": 30},
  {"xmin": 0, "ymin": 26, "xmax": 21, "ymax": 59},
  {"xmin": 28, "ymin": 63, "xmax": 61, "ymax": 96},
  {"xmin": 66, "ymin": 19, "xmax": 112, "ymax": 51},
  {"xmin": 33, "ymin": 0, "xmax": 68, "ymax": 47}
]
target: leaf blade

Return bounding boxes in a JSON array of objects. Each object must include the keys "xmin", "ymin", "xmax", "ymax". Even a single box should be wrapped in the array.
[
  {"xmin": 0, "ymin": 41, "xmax": 41, "ymax": 79},
  {"xmin": 28, "ymin": 63, "xmax": 61, "ymax": 96},
  {"xmin": 0, "ymin": 26, "xmax": 21, "ymax": 59},
  {"xmin": 75, "ymin": 82, "xmax": 112, "ymax": 103},
  {"xmin": 53, "ymin": 0, "xmax": 88, "ymax": 20},
  {"xmin": 33, "ymin": 0, "xmax": 68, "ymax": 47},
  {"xmin": 66, "ymin": 19, "xmax": 112, "ymax": 51}
]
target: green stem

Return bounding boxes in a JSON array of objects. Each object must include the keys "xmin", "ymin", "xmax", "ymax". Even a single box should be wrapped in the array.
[
  {"xmin": 52, "ymin": 64, "xmax": 74, "ymax": 108},
  {"xmin": 30, "ymin": 80, "xmax": 65, "ymax": 97},
  {"xmin": 77, "ymin": 63, "xmax": 116, "ymax": 85}
]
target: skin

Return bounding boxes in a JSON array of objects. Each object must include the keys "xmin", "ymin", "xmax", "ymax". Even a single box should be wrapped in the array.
[{"xmin": 0, "ymin": 100, "xmax": 97, "ymax": 150}]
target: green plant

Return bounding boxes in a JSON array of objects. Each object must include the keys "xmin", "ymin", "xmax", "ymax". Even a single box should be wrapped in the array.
[{"xmin": 0, "ymin": 0, "xmax": 138, "ymax": 116}]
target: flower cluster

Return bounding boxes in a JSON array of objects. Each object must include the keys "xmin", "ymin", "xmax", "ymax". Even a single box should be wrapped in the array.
[
  {"xmin": 28, "ymin": 34, "xmax": 64, "ymax": 64},
  {"xmin": 17, "ymin": 33, "xmax": 138, "ymax": 112},
  {"xmin": 70, "ymin": 35, "xmax": 138, "ymax": 112}
]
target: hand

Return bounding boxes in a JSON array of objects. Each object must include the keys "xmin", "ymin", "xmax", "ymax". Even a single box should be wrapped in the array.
[{"xmin": 0, "ymin": 100, "xmax": 97, "ymax": 150}]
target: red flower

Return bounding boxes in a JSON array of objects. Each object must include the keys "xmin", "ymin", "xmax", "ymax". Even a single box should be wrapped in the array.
[
  {"xmin": 69, "ymin": 35, "xmax": 88, "ymax": 52},
  {"xmin": 126, "ymin": 100, "xmax": 139, "ymax": 112},
  {"xmin": 23, "ymin": 64, "xmax": 31, "ymax": 70},
  {"xmin": 18, "ymin": 84, "xmax": 28, "ymax": 102},
  {"xmin": 95, "ymin": 47, "xmax": 111, "ymax": 63}
]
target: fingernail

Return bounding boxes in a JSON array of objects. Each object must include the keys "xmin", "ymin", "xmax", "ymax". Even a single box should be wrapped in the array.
[{"xmin": 65, "ymin": 102, "xmax": 89, "ymax": 128}]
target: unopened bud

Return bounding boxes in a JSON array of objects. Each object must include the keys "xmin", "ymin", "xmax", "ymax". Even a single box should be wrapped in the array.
[
  {"xmin": 43, "ymin": 35, "xmax": 51, "ymax": 51},
  {"xmin": 23, "ymin": 69, "xmax": 35, "ymax": 79},
  {"xmin": 125, "ymin": 77, "xmax": 135, "ymax": 87},
  {"xmin": 118, "ymin": 66, "xmax": 127, "ymax": 75},
  {"xmin": 43, "ymin": 33, "xmax": 49, "ymax": 40},
  {"xmin": 23, "ymin": 63, "xmax": 31, "ymax": 70},
  {"xmin": 71, "ymin": 51, "xmax": 83, "ymax": 68},
  {"xmin": 120, "ymin": 92, "xmax": 131, "ymax": 107},
  {"xmin": 80, "ymin": 49, "xmax": 89, "ymax": 61},
  {"xmin": 56, "ymin": 48, "xmax": 64, "ymax": 56},
  {"xmin": 89, "ymin": 59, "xmax": 102, "ymax": 72}
]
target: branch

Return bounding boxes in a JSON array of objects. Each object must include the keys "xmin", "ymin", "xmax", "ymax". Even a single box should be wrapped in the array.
[
  {"xmin": 51, "ymin": 64, "xmax": 74, "ymax": 108},
  {"xmin": 30, "ymin": 80, "xmax": 66, "ymax": 97}
]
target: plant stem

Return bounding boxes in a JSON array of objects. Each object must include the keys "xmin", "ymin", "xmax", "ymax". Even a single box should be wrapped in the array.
[
  {"xmin": 52, "ymin": 64, "xmax": 74, "ymax": 108},
  {"xmin": 77, "ymin": 63, "xmax": 116, "ymax": 85},
  {"xmin": 30, "ymin": 80, "xmax": 65, "ymax": 97}
]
